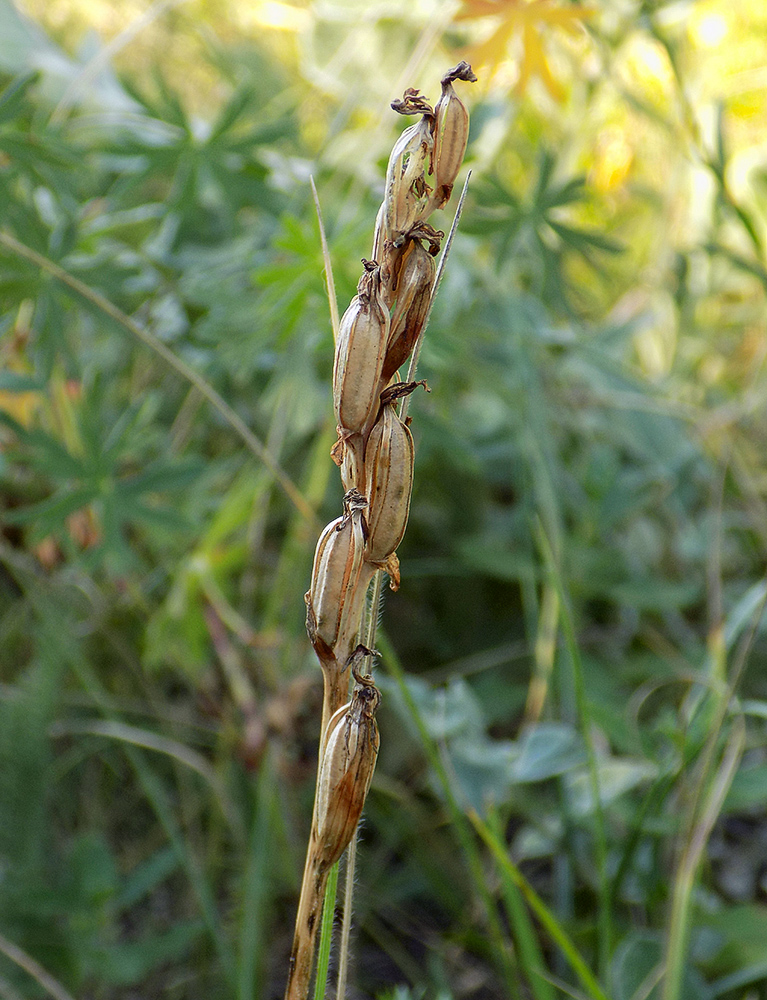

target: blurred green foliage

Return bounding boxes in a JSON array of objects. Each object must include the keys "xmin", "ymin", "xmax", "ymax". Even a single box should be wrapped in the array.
[{"xmin": 1, "ymin": 1, "xmax": 767, "ymax": 998}]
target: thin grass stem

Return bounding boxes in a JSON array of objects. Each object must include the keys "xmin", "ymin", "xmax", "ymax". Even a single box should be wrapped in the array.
[{"xmin": 0, "ymin": 933, "xmax": 76, "ymax": 1000}]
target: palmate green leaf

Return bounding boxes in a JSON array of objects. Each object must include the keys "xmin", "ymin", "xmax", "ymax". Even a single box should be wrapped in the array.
[
  {"xmin": 0, "ymin": 69, "xmax": 38, "ymax": 124},
  {"xmin": 126, "ymin": 500, "xmax": 191, "ymax": 534},
  {"xmin": 118, "ymin": 458, "xmax": 204, "ymax": 498},
  {"xmin": 0, "ymin": 415, "xmax": 85, "ymax": 478},
  {"xmin": 547, "ymin": 220, "xmax": 622, "ymax": 256},
  {"xmin": 3, "ymin": 484, "xmax": 97, "ymax": 530}
]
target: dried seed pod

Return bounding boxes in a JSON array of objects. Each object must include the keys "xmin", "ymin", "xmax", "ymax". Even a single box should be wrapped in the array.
[
  {"xmin": 315, "ymin": 670, "xmax": 381, "ymax": 868},
  {"xmin": 384, "ymin": 108, "xmax": 434, "ymax": 243},
  {"xmin": 431, "ymin": 61, "xmax": 477, "ymax": 210},
  {"xmin": 363, "ymin": 389, "xmax": 416, "ymax": 565},
  {"xmin": 333, "ymin": 262, "xmax": 390, "ymax": 438},
  {"xmin": 305, "ymin": 490, "xmax": 374, "ymax": 664},
  {"xmin": 383, "ymin": 237, "xmax": 436, "ymax": 382}
]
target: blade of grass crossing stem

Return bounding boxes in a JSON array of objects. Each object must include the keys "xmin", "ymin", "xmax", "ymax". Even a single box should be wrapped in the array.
[
  {"xmin": 487, "ymin": 807, "xmax": 556, "ymax": 1000},
  {"xmin": 310, "ymin": 177, "xmax": 340, "ymax": 344},
  {"xmin": 376, "ymin": 632, "xmax": 520, "ymax": 999},
  {"xmin": 662, "ymin": 716, "xmax": 745, "ymax": 1000},
  {"xmin": 314, "ymin": 862, "xmax": 340, "ymax": 1000},
  {"xmin": 663, "ymin": 582, "xmax": 763, "ymax": 1000},
  {"xmin": 469, "ymin": 811, "xmax": 611, "ymax": 1000},
  {"xmin": 400, "ymin": 172, "xmax": 470, "ymax": 424},
  {"xmin": 535, "ymin": 520, "xmax": 611, "ymax": 986},
  {"xmin": 238, "ymin": 753, "xmax": 278, "ymax": 1000}
]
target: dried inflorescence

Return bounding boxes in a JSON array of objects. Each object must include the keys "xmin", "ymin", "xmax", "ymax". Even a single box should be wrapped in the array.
[{"xmin": 286, "ymin": 63, "xmax": 475, "ymax": 1000}]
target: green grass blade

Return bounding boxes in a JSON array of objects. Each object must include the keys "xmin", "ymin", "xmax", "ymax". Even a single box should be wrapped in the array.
[
  {"xmin": 470, "ymin": 810, "xmax": 611, "ymax": 1000},
  {"xmin": 487, "ymin": 808, "xmax": 556, "ymax": 1000}
]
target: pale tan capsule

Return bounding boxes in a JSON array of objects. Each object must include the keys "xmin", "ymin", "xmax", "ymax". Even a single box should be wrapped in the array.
[
  {"xmin": 383, "ymin": 237, "xmax": 436, "ymax": 382},
  {"xmin": 315, "ymin": 671, "xmax": 380, "ymax": 868},
  {"xmin": 332, "ymin": 264, "xmax": 389, "ymax": 438},
  {"xmin": 431, "ymin": 61, "xmax": 477, "ymax": 210},
  {"xmin": 384, "ymin": 113, "xmax": 433, "ymax": 242},
  {"xmin": 305, "ymin": 490, "xmax": 374, "ymax": 664},
  {"xmin": 364, "ymin": 397, "xmax": 414, "ymax": 565}
]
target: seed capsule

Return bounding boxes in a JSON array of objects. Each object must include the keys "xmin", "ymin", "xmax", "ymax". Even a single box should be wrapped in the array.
[
  {"xmin": 363, "ymin": 390, "xmax": 415, "ymax": 566},
  {"xmin": 383, "ymin": 237, "xmax": 436, "ymax": 382},
  {"xmin": 431, "ymin": 61, "xmax": 476, "ymax": 210},
  {"xmin": 315, "ymin": 670, "xmax": 381, "ymax": 868},
  {"xmin": 333, "ymin": 263, "xmax": 390, "ymax": 438},
  {"xmin": 305, "ymin": 490, "xmax": 374, "ymax": 664},
  {"xmin": 384, "ymin": 94, "xmax": 434, "ymax": 242}
]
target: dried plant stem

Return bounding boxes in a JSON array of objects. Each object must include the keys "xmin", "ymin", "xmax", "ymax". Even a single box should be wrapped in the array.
[
  {"xmin": 285, "ymin": 835, "xmax": 332, "ymax": 1000},
  {"xmin": 286, "ymin": 63, "xmax": 475, "ymax": 1000},
  {"xmin": 335, "ymin": 569, "xmax": 384, "ymax": 998}
]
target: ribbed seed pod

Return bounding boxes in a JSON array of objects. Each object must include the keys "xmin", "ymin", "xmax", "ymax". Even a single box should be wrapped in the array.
[
  {"xmin": 383, "ymin": 237, "xmax": 436, "ymax": 382},
  {"xmin": 333, "ymin": 263, "xmax": 389, "ymax": 438},
  {"xmin": 364, "ymin": 391, "xmax": 415, "ymax": 565},
  {"xmin": 305, "ymin": 490, "xmax": 374, "ymax": 664},
  {"xmin": 431, "ymin": 61, "xmax": 477, "ymax": 211},
  {"xmin": 383, "ymin": 111, "xmax": 433, "ymax": 242},
  {"xmin": 315, "ymin": 670, "xmax": 380, "ymax": 868}
]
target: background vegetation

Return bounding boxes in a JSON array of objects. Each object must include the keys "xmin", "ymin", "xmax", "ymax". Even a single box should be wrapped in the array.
[{"xmin": 1, "ymin": 0, "xmax": 766, "ymax": 998}]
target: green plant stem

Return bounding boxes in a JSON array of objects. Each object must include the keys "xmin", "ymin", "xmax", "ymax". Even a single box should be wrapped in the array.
[
  {"xmin": 314, "ymin": 862, "xmax": 340, "ymax": 1000},
  {"xmin": 0, "ymin": 230, "xmax": 318, "ymax": 529},
  {"xmin": 662, "ymin": 717, "xmax": 745, "ymax": 1000}
]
